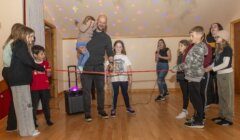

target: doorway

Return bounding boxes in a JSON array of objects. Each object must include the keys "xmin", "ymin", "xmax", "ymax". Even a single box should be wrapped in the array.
[
  {"xmin": 44, "ymin": 21, "xmax": 57, "ymax": 97},
  {"xmin": 231, "ymin": 19, "xmax": 240, "ymax": 94}
]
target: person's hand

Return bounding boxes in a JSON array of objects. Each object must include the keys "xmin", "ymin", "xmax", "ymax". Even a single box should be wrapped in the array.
[
  {"xmin": 108, "ymin": 63, "xmax": 114, "ymax": 72},
  {"xmin": 90, "ymin": 20, "xmax": 95, "ymax": 27},
  {"xmin": 205, "ymin": 66, "xmax": 212, "ymax": 72},
  {"xmin": 47, "ymin": 69, "xmax": 51, "ymax": 77},
  {"xmin": 171, "ymin": 65, "xmax": 178, "ymax": 72},
  {"xmin": 170, "ymin": 68, "xmax": 177, "ymax": 73}
]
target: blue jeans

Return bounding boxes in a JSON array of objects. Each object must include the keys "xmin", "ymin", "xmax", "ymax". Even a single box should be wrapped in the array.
[
  {"xmin": 78, "ymin": 51, "xmax": 90, "ymax": 67},
  {"xmin": 76, "ymin": 42, "xmax": 90, "ymax": 67},
  {"xmin": 156, "ymin": 62, "xmax": 169, "ymax": 95}
]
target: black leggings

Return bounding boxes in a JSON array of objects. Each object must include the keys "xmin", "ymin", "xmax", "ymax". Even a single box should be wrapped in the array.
[
  {"xmin": 179, "ymin": 80, "xmax": 189, "ymax": 110},
  {"xmin": 2, "ymin": 67, "xmax": 17, "ymax": 130},
  {"xmin": 112, "ymin": 81, "xmax": 130, "ymax": 109}
]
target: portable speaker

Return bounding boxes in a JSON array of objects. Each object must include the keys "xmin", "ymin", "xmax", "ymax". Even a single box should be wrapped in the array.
[
  {"xmin": 64, "ymin": 90, "xmax": 84, "ymax": 114},
  {"xmin": 64, "ymin": 65, "xmax": 84, "ymax": 114}
]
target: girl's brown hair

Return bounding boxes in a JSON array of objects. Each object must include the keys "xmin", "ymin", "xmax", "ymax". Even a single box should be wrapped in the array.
[
  {"xmin": 178, "ymin": 40, "xmax": 190, "ymax": 55},
  {"xmin": 215, "ymin": 39, "xmax": 230, "ymax": 55},
  {"xmin": 158, "ymin": 39, "xmax": 167, "ymax": 49},
  {"xmin": 3, "ymin": 23, "xmax": 25, "ymax": 49},
  {"xmin": 83, "ymin": 16, "xmax": 95, "ymax": 25},
  {"xmin": 11, "ymin": 26, "xmax": 35, "ymax": 54},
  {"xmin": 113, "ymin": 40, "xmax": 126, "ymax": 55}
]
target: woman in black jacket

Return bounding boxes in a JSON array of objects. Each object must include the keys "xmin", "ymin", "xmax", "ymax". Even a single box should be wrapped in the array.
[
  {"xmin": 2, "ymin": 23, "xmax": 25, "ymax": 132},
  {"xmin": 8, "ymin": 26, "xmax": 44, "ymax": 137}
]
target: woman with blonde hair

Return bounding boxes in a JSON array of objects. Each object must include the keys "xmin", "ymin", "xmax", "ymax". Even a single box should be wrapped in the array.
[
  {"xmin": 7, "ymin": 26, "xmax": 44, "ymax": 136},
  {"xmin": 2, "ymin": 23, "xmax": 25, "ymax": 132}
]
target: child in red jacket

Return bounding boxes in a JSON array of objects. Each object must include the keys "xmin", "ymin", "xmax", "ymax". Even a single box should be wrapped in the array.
[{"xmin": 31, "ymin": 45, "xmax": 53, "ymax": 127}]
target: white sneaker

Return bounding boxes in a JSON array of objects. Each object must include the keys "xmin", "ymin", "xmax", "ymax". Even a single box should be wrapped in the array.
[
  {"xmin": 176, "ymin": 111, "xmax": 188, "ymax": 119},
  {"xmin": 31, "ymin": 130, "xmax": 40, "ymax": 136}
]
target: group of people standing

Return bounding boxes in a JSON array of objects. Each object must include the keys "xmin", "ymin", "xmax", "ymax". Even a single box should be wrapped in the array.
[
  {"xmin": 1, "ymin": 13, "xmax": 234, "ymax": 137},
  {"xmin": 75, "ymin": 14, "xmax": 135, "ymax": 122},
  {"xmin": 154, "ymin": 23, "xmax": 234, "ymax": 128}
]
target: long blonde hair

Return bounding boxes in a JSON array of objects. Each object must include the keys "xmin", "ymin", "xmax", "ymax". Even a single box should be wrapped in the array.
[
  {"xmin": 12, "ymin": 26, "xmax": 35, "ymax": 54},
  {"xmin": 215, "ymin": 40, "xmax": 230, "ymax": 55},
  {"xmin": 3, "ymin": 23, "xmax": 25, "ymax": 49}
]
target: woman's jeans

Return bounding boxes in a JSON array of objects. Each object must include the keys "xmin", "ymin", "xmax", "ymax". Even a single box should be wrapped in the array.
[{"xmin": 156, "ymin": 62, "xmax": 169, "ymax": 96}]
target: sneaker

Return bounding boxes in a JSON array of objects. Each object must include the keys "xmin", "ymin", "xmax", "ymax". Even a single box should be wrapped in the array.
[
  {"xmin": 85, "ymin": 113, "xmax": 92, "ymax": 122},
  {"xmin": 126, "ymin": 108, "xmax": 135, "ymax": 114},
  {"xmin": 216, "ymin": 119, "xmax": 233, "ymax": 126},
  {"xmin": 212, "ymin": 117, "xmax": 224, "ymax": 123},
  {"xmin": 176, "ymin": 110, "xmax": 188, "ymax": 119},
  {"xmin": 185, "ymin": 121, "xmax": 204, "ymax": 129},
  {"xmin": 155, "ymin": 95, "xmax": 165, "ymax": 101},
  {"xmin": 98, "ymin": 111, "xmax": 109, "ymax": 119},
  {"xmin": 47, "ymin": 120, "xmax": 54, "ymax": 126},
  {"xmin": 31, "ymin": 130, "xmax": 40, "ymax": 136},
  {"xmin": 110, "ymin": 109, "xmax": 116, "ymax": 117},
  {"xmin": 185, "ymin": 117, "xmax": 194, "ymax": 123}
]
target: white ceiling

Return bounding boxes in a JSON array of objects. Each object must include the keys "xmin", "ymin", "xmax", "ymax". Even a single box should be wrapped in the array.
[{"xmin": 44, "ymin": 0, "xmax": 240, "ymax": 38}]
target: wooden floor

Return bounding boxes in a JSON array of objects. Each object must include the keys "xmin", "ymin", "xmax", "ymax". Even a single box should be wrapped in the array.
[{"xmin": 1, "ymin": 90, "xmax": 240, "ymax": 140}]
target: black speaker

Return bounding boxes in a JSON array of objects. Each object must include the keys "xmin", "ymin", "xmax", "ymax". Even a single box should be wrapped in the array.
[
  {"xmin": 64, "ymin": 65, "xmax": 84, "ymax": 114},
  {"xmin": 64, "ymin": 90, "xmax": 84, "ymax": 114}
]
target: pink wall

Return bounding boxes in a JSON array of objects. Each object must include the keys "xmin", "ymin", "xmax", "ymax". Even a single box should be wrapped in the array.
[{"xmin": 0, "ymin": 0, "xmax": 24, "ymax": 80}]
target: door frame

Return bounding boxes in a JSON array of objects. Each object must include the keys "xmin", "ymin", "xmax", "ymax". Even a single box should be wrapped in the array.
[
  {"xmin": 230, "ymin": 18, "xmax": 240, "ymax": 94},
  {"xmin": 44, "ymin": 20, "xmax": 58, "ymax": 98}
]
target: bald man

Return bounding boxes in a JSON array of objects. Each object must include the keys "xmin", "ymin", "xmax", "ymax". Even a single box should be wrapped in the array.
[{"xmin": 81, "ymin": 15, "xmax": 114, "ymax": 122}]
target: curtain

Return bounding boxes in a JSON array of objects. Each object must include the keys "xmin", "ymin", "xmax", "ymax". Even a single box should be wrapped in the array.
[{"xmin": 25, "ymin": 0, "xmax": 45, "ymax": 46}]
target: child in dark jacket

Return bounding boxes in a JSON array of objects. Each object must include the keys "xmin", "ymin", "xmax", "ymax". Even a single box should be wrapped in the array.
[
  {"xmin": 175, "ymin": 40, "xmax": 190, "ymax": 119},
  {"xmin": 8, "ymin": 26, "xmax": 44, "ymax": 136}
]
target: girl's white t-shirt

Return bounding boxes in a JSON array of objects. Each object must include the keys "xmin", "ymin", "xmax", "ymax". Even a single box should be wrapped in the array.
[{"xmin": 106, "ymin": 54, "xmax": 132, "ymax": 82}]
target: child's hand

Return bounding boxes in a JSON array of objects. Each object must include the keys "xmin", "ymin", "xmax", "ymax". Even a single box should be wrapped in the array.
[
  {"xmin": 170, "ymin": 69, "xmax": 177, "ymax": 73},
  {"xmin": 107, "ymin": 63, "xmax": 114, "ymax": 72},
  {"xmin": 205, "ymin": 66, "xmax": 212, "ymax": 72},
  {"xmin": 171, "ymin": 65, "xmax": 178, "ymax": 72},
  {"xmin": 90, "ymin": 21, "xmax": 95, "ymax": 27},
  {"xmin": 47, "ymin": 69, "xmax": 51, "ymax": 77}
]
